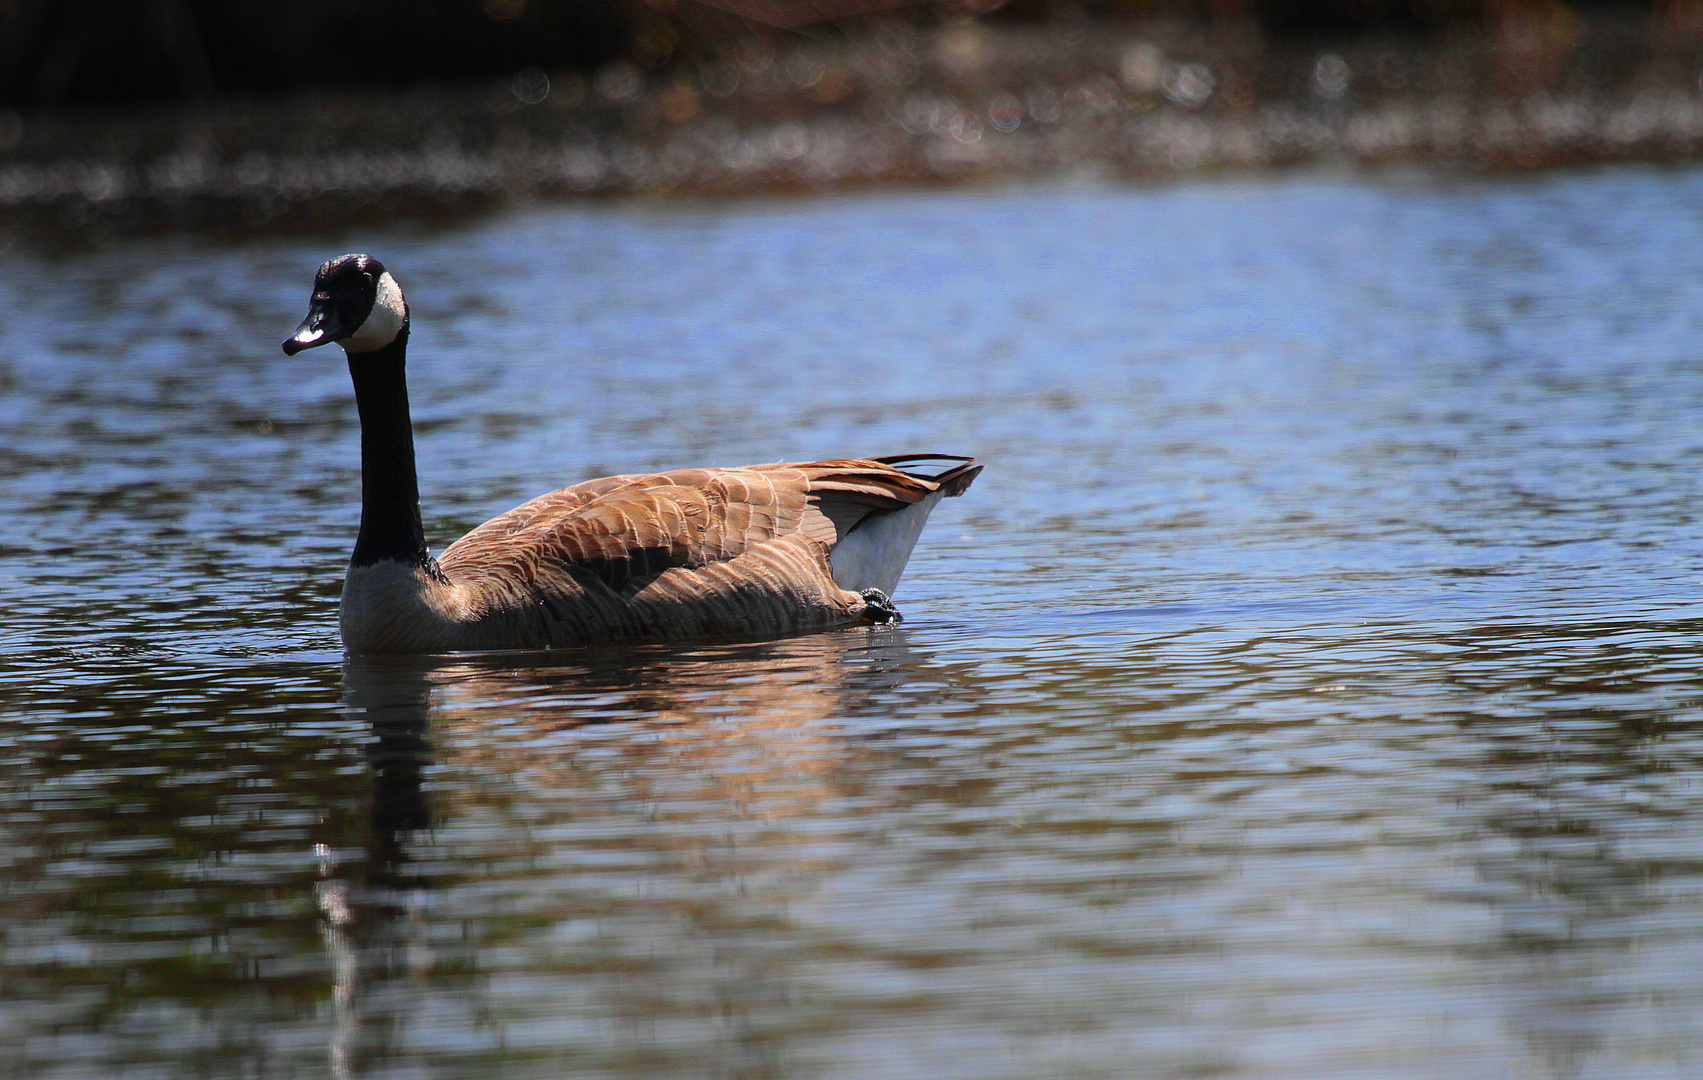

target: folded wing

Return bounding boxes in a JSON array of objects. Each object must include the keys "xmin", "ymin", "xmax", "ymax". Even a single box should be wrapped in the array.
[{"xmin": 432, "ymin": 456, "xmax": 978, "ymax": 645}]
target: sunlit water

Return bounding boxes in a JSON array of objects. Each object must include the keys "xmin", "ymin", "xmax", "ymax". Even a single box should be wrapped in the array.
[{"xmin": 8, "ymin": 166, "xmax": 1703, "ymax": 1079}]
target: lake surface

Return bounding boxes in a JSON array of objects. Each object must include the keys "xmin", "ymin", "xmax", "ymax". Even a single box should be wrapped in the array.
[{"xmin": 7, "ymin": 165, "xmax": 1703, "ymax": 1078}]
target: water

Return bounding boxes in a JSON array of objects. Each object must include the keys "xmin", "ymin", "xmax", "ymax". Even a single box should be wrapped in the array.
[{"xmin": 7, "ymin": 165, "xmax": 1703, "ymax": 1078}]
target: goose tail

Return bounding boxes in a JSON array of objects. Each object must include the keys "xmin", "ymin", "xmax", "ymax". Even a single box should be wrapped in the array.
[
  {"xmin": 827, "ymin": 455, "xmax": 982, "ymax": 598},
  {"xmin": 870, "ymin": 454, "xmax": 983, "ymax": 497}
]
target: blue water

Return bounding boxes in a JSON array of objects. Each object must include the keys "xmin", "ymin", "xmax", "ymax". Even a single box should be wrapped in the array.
[{"xmin": 7, "ymin": 165, "xmax": 1703, "ymax": 1077}]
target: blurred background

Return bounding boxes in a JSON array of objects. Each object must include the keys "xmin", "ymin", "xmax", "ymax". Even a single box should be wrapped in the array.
[{"xmin": 10, "ymin": 0, "xmax": 1703, "ymax": 232}]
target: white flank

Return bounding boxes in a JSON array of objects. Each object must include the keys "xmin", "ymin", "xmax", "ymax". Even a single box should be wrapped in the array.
[
  {"xmin": 341, "ymin": 560, "xmax": 456, "ymax": 653},
  {"xmin": 340, "ymin": 271, "xmax": 407, "ymax": 353},
  {"xmin": 828, "ymin": 490, "xmax": 946, "ymax": 597}
]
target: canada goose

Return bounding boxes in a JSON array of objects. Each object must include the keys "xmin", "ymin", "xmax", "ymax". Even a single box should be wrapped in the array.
[{"xmin": 283, "ymin": 253, "xmax": 981, "ymax": 654}]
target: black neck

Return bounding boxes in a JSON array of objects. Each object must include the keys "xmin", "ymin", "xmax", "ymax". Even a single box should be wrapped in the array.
[{"xmin": 347, "ymin": 330, "xmax": 431, "ymax": 569}]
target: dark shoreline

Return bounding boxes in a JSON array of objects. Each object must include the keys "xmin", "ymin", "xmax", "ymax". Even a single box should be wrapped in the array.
[{"xmin": 8, "ymin": 17, "xmax": 1703, "ymax": 238}]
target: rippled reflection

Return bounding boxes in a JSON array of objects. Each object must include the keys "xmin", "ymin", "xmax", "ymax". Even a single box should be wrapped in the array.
[{"xmin": 314, "ymin": 629, "xmax": 975, "ymax": 1078}]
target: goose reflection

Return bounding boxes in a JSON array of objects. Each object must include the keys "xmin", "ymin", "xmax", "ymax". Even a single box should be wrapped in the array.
[{"xmin": 321, "ymin": 626, "xmax": 960, "ymax": 1078}]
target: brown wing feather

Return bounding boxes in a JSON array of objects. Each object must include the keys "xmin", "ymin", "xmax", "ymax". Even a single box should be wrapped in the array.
[
  {"xmin": 426, "ymin": 458, "xmax": 974, "ymax": 647},
  {"xmin": 751, "ymin": 459, "xmax": 943, "ymax": 543}
]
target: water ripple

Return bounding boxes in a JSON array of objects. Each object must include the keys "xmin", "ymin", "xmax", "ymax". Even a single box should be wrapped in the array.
[{"xmin": 9, "ymin": 169, "xmax": 1703, "ymax": 1077}]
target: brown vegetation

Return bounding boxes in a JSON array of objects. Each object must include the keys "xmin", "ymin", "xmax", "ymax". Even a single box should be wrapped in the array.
[{"xmin": 5, "ymin": 2, "xmax": 1703, "ymax": 234}]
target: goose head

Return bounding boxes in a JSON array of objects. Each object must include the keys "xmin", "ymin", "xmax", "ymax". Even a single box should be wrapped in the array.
[{"xmin": 283, "ymin": 253, "xmax": 408, "ymax": 356}]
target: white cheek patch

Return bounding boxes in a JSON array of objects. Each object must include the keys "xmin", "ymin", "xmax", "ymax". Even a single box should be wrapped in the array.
[{"xmin": 340, "ymin": 271, "xmax": 407, "ymax": 353}]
